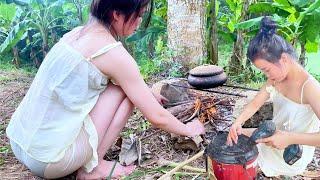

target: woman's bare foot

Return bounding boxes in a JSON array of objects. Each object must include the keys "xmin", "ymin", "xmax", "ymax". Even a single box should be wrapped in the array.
[{"xmin": 76, "ymin": 160, "xmax": 135, "ymax": 180}]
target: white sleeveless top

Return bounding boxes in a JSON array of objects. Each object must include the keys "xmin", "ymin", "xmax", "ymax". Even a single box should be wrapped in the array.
[
  {"xmin": 257, "ymin": 78, "xmax": 320, "ymax": 177},
  {"xmin": 6, "ymin": 40, "xmax": 122, "ymax": 172}
]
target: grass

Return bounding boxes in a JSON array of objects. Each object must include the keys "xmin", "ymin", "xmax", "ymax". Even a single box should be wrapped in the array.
[
  {"xmin": 122, "ymin": 166, "xmax": 171, "ymax": 179},
  {"xmin": 0, "ymin": 53, "xmax": 37, "ymax": 75},
  {"xmin": 0, "ymin": 62, "xmax": 37, "ymax": 75}
]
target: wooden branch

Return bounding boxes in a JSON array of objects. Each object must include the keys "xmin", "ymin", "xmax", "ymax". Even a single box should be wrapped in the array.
[
  {"xmin": 167, "ymin": 103, "xmax": 194, "ymax": 116},
  {"xmin": 164, "ymin": 100, "xmax": 194, "ymax": 108},
  {"xmin": 157, "ymin": 159, "xmax": 206, "ymax": 173},
  {"xmin": 184, "ymin": 105, "xmax": 200, "ymax": 123},
  {"xmin": 222, "ymin": 84, "xmax": 259, "ymax": 91},
  {"xmin": 158, "ymin": 150, "xmax": 205, "ymax": 180},
  {"xmin": 168, "ymin": 83, "xmax": 247, "ymax": 98},
  {"xmin": 162, "ymin": 171, "xmax": 205, "ymax": 176}
]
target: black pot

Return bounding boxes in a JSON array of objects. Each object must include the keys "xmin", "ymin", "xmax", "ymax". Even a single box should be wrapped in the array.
[{"xmin": 188, "ymin": 72, "xmax": 227, "ymax": 89}]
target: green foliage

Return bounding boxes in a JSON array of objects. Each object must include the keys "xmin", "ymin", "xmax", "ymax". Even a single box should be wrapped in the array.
[
  {"xmin": 125, "ymin": 0, "xmax": 184, "ymax": 80},
  {"xmin": 0, "ymin": 12, "xmax": 29, "ymax": 53},
  {"xmin": 313, "ymin": 74, "xmax": 320, "ymax": 82},
  {"xmin": 0, "ymin": 0, "xmax": 89, "ymax": 67},
  {"xmin": 219, "ymin": 0, "xmax": 244, "ymax": 33},
  {"xmin": 249, "ymin": 2, "xmax": 276, "ymax": 14},
  {"xmin": 227, "ymin": 65, "xmax": 267, "ymax": 85},
  {"xmin": 0, "ymin": 3, "xmax": 16, "ymax": 24},
  {"xmin": 241, "ymin": 0, "xmax": 320, "ymax": 53},
  {"xmin": 136, "ymin": 36, "xmax": 183, "ymax": 80}
]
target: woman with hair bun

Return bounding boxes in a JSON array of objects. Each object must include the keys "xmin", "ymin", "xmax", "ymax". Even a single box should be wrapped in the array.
[
  {"xmin": 227, "ymin": 16, "xmax": 320, "ymax": 177},
  {"xmin": 6, "ymin": 0, "xmax": 205, "ymax": 179}
]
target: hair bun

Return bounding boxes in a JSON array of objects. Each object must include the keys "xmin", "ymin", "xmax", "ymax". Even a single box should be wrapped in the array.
[{"xmin": 260, "ymin": 16, "xmax": 277, "ymax": 36}]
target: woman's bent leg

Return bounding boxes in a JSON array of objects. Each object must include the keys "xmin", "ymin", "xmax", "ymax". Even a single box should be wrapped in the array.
[
  {"xmin": 77, "ymin": 84, "xmax": 135, "ymax": 179},
  {"xmin": 97, "ymin": 97, "xmax": 133, "ymax": 160}
]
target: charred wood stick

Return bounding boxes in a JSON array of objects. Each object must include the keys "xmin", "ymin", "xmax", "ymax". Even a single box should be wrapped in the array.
[
  {"xmin": 215, "ymin": 102, "xmax": 235, "ymax": 107},
  {"xmin": 183, "ymin": 100, "xmax": 201, "ymax": 123},
  {"xmin": 222, "ymin": 84, "xmax": 259, "ymax": 91},
  {"xmin": 167, "ymin": 103, "xmax": 194, "ymax": 116},
  {"xmin": 164, "ymin": 100, "xmax": 194, "ymax": 108},
  {"xmin": 169, "ymin": 83, "xmax": 247, "ymax": 98}
]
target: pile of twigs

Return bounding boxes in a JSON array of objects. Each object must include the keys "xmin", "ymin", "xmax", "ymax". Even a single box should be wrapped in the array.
[{"xmin": 172, "ymin": 95, "xmax": 235, "ymax": 126}]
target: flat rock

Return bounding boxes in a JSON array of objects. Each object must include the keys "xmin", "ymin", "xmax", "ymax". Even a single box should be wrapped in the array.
[{"xmin": 232, "ymin": 90, "xmax": 273, "ymax": 128}]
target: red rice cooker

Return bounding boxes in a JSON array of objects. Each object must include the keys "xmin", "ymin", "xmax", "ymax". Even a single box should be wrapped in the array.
[{"xmin": 205, "ymin": 132, "xmax": 259, "ymax": 180}]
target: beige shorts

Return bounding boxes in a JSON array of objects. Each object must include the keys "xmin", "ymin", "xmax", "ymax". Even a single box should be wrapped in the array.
[{"xmin": 11, "ymin": 127, "xmax": 93, "ymax": 179}]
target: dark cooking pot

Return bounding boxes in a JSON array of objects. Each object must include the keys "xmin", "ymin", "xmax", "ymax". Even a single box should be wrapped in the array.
[
  {"xmin": 188, "ymin": 72, "xmax": 227, "ymax": 89},
  {"xmin": 188, "ymin": 65, "xmax": 227, "ymax": 89}
]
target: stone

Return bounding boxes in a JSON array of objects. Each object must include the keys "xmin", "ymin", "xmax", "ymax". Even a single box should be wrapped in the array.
[{"xmin": 233, "ymin": 90, "xmax": 273, "ymax": 128}]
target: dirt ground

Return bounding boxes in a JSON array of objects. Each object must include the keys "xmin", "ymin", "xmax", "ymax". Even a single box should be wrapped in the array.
[{"xmin": 1, "ymin": 69, "xmax": 320, "ymax": 180}]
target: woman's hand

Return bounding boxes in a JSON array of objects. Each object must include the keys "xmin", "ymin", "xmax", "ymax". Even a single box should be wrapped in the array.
[
  {"xmin": 256, "ymin": 130, "xmax": 291, "ymax": 149},
  {"xmin": 151, "ymin": 91, "xmax": 169, "ymax": 105},
  {"xmin": 186, "ymin": 119, "xmax": 205, "ymax": 137},
  {"xmin": 226, "ymin": 121, "xmax": 243, "ymax": 146}
]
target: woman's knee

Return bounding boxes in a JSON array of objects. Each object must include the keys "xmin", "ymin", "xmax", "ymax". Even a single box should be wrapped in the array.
[
  {"xmin": 90, "ymin": 83, "xmax": 126, "ymax": 118},
  {"xmin": 114, "ymin": 98, "xmax": 134, "ymax": 128},
  {"xmin": 124, "ymin": 97, "xmax": 134, "ymax": 112},
  {"xmin": 101, "ymin": 83, "xmax": 126, "ymax": 99}
]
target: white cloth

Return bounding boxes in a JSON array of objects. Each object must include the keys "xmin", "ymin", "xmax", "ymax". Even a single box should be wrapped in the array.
[
  {"xmin": 6, "ymin": 40, "xmax": 122, "ymax": 173},
  {"xmin": 257, "ymin": 78, "xmax": 320, "ymax": 177}
]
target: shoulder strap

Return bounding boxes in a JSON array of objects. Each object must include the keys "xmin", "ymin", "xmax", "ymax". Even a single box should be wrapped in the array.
[
  {"xmin": 87, "ymin": 42, "xmax": 122, "ymax": 61},
  {"xmin": 300, "ymin": 77, "xmax": 311, "ymax": 104}
]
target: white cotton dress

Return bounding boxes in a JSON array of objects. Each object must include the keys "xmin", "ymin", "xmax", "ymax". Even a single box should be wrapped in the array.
[
  {"xmin": 6, "ymin": 39, "xmax": 122, "ymax": 178},
  {"xmin": 257, "ymin": 78, "xmax": 320, "ymax": 177}
]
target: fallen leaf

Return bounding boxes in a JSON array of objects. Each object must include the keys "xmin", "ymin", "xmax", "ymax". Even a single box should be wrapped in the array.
[
  {"xmin": 174, "ymin": 135, "xmax": 203, "ymax": 151},
  {"xmin": 119, "ymin": 134, "xmax": 141, "ymax": 166}
]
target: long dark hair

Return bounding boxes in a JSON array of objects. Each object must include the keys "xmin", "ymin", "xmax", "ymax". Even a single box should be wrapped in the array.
[
  {"xmin": 247, "ymin": 16, "xmax": 297, "ymax": 63},
  {"xmin": 90, "ymin": 0, "xmax": 152, "ymax": 35}
]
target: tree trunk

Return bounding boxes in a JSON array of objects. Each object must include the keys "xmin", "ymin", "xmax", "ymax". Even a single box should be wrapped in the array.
[
  {"xmin": 74, "ymin": 0, "xmax": 84, "ymax": 24},
  {"xmin": 167, "ymin": 0, "xmax": 207, "ymax": 69},
  {"xmin": 229, "ymin": 32, "xmax": 244, "ymax": 75},
  {"xmin": 207, "ymin": 0, "xmax": 218, "ymax": 65},
  {"xmin": 299, "ymin": 42, "xmax": 306, "ymax": 67},
  {"xmin": 12, "ymin": 46, "xmax": 20, "ymax": 68},
  {"xmin": 229, "ymin": 0, "xmax": 251, "ymax": 76}
]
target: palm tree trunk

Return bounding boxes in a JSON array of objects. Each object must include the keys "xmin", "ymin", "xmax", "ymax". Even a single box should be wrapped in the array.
[{"xmin": 167, "ymin": 0, "xmax": 207, "ymax": 70}]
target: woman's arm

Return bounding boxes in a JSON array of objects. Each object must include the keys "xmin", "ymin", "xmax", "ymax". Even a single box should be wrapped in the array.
[
  {"xmin": 256, "ymin": 78, "xmax": 320, "ymax": 149},
  {"xmin": 93, "ymin": 46, "xmax": 204, "ymax": 137},
  {"xmin": 227, "ymin": 81, "xmax": 271, "ymax": 145},
  {"xmin": 234, "ymin": 82, "xmax": 271, "ymax": 125}
]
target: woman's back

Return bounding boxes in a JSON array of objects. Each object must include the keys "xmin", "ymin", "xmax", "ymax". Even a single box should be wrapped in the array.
[{"xmin": 6, "ymin": 27, "xmax": 118, "ymax": 163}]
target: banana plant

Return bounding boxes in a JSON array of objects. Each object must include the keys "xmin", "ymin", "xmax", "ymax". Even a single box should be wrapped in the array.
[
  {"xmin": 126, "ymin": 0, "xmax": 167, "ymax": 61},
  {"xmin": 0, "ymin": 0, "xmax": 84, "ymax": 67},
  {"xmin": 235, "ymin": 0, "xmax": 320, "ymax": 66},
  {"xmin": 0, "ymin": 4, "xmax": 29, "ymax": 67},
  {"xmin": 218, "ymin": 0, "xmax": 252, "ymax": 77}
]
